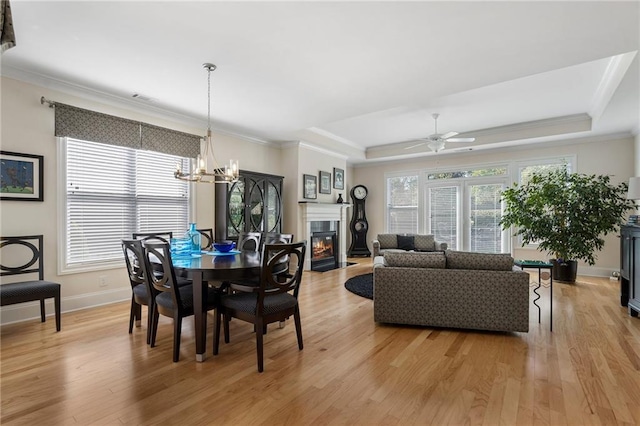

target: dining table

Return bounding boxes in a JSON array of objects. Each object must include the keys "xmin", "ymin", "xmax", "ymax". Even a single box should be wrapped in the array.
[{"xmin": 172, "ymin": 250, "xmax": 262, "ymax": 362}]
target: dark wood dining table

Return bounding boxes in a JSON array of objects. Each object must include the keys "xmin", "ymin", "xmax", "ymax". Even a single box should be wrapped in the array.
[{"xmin": 172, "ymin": 250, "xmax": 262, "ymax": 362}]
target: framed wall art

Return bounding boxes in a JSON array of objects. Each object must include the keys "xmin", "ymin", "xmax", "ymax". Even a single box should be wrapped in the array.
[
  {"xmin": 303, "ymin": 174, "xmax": 317, "ymax": 199},
  {"xmin": 1, "ymin": 151, "xmax": 44, "ymax": 201},
  {"xmin": 319, "ymin": 171, "xmax": 331, "ymax": 194},
  {"xmin": 333, "ymin": 167, "xmax": 344, "ymax": 190}
]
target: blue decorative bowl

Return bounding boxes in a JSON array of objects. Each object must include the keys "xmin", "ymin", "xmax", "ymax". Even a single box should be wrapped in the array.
[{"xmin": 213, "ymin": 241, "xmax": 235, "ymax": 253}]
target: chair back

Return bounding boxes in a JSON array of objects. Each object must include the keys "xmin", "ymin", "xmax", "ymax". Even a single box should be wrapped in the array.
[
  {"xmin": 142, "ymin": 242, "xmax": 182, "ymax": 307},
  {"xmin": 263, "ymin": 232, "xmax": 293, "ymax": 246},
  {"xmin": 237, "ymin": 232, "xmax": 262, "ymax": 251},
  {"xmin": 257, "ymin": 241, "xmax": 306, "ymax": 314},
  {"xmin": 121, "ymin": 239, "xmax": 147, "ymax": 290},
  {"xmin": 0, "ymin": 235, "xmax": 45, "ymax": 281},
  {"xmin": 133, "ymin": 232, "xmax": 173, "ymax": 244},
  {"xmin": 197, "ymin": 228, "xmax": 214, "ymax": 250}
]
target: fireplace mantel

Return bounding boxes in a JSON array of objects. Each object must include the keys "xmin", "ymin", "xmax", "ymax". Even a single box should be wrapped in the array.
[{"xmin": 299, "ymin": 203, "xmax": 351, "ymax": 270}]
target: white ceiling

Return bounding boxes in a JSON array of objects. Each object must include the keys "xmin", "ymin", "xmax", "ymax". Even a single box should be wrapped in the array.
[{"xmin": 2, "ymin": 1, "xmax": 639, "ymax": 164}]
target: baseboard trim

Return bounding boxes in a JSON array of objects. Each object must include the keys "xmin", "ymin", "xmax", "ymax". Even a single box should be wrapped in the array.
[{"xmin": 0, "ymin": 287, "xmax": 130, "ymax": 326}]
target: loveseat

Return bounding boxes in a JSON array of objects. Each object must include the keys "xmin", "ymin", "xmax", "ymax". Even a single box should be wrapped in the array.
[
  {"xmin": 372, "ymin": 233, "xmax": 448, "ymax": 257},
  {"xmin": 373, "ymin": 250, "xmax": 530, "ymax": 332}
]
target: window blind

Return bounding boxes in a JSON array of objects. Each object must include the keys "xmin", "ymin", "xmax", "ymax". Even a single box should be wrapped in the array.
[
  {"xmin": 386, "ymin": 175, "xmax": 418, "ymax": 234},
  {"xmin": 64, "ymin": 138, "xmax": 190, "ymax": 269}
]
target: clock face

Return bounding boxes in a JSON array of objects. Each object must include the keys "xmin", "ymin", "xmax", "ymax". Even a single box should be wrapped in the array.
[{"xmin": 353, "ymin": 186, "xmax": 367, "ymax": 200}]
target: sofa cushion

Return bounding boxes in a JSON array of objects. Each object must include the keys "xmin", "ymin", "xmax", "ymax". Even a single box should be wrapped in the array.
[
  {"xmin": 384, "ymin": 251, "xmax": 446, "ymax": 269},
  {"xmin": 414, "ymin": 234, "xmax": 436, "ymax": 251},
  {"xmin": 377, "ymin": 234, "xmax": 398, "ymax": 249},
  {"xmin": 445, "ymin": 250, "xmax": 514, "ymax": 271},
  {"xmin": 397, "ymin": 235, "xmax": 415, "ymax": 251}
]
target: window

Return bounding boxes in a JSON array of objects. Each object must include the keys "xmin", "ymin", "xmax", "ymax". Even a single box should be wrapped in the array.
[
  {"xmin": 386, "ymin": 174, "xmax": 418, "ymax": 233},
  {"xmin": 517, "ymin": 157, "xmax": 574, "ymax": 185},
  {"xmin": 59, "ymin": 138, "xmax": 190, "ymax": 272}
]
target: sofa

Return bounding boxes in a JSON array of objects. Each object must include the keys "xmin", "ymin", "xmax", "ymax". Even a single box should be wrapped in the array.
[
  {"xmin": 373, "ymin": 250, "xmax": 530, "ymax": 332},
  {"xmin": 372, "ymin": 233, "xmax": 448, "ymax": 257}
]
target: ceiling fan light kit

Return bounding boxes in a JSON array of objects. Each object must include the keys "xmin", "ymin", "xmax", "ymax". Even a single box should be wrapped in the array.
[{"xmin": 404, "ymin": 113, "xmax": 476, "ymax": 153}]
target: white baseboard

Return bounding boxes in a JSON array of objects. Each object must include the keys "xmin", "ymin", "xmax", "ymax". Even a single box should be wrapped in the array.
[
  {"xmin": 0, "ymin": 287, "xmax": 130, "ymax": 326},
  {"xmin": 579, "ymin": 265, "xmax": 619, "ymax": 278}
]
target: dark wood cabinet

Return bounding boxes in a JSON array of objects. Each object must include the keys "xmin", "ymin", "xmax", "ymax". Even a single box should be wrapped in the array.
[
  {"xmin": 215, "ymin": 170, "xmax": 283, "ymax": 242},
  {"xmin": 621, "ymin": 225, "xmax": 640, "ymax": 316}
]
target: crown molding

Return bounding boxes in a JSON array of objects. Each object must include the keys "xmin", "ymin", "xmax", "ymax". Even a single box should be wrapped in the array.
[
  {"xmin": 280, "ymin": 140, "xmax": 350, "ymax": 160},
  {"xmin": 1, "ymin": 64, "xmax": 273, "ymax": 147},
  {"xmin": 590, "ymin": 51, "xmax": 637, "ymax": 122}
]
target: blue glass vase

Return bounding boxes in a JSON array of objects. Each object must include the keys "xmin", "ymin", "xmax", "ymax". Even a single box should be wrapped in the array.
[{"xmin": 185, "ymin": 223, "xmax": 202, "ymax": 256}]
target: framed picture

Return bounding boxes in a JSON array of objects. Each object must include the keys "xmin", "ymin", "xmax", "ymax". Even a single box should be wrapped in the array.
[
  {"xmin": 303, "ymin": 174, "xmax": 317, "ymax": 199},
  {"xmin": 1, "ymin": 151, "xmax": 44, "ymax": 201},
  {"xmin": 319, "ymin": 171, "xmax": 331, "ymax": 194},
  {"xmin": 333, "ymin": 167, "xmax": 344, "ymax": 190}
]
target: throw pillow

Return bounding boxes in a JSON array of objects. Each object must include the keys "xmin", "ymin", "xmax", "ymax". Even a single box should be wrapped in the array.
[
  {"xmin": 397, "ymin": 235, "xmax": 415, "ymax": 251},
  {"xmin": 384, "ymin": 251, "xmax": 446, "ymax": 269},
  {"xmin": 445, "ymin": 250, "xmax": 514, "ymax": 271},
  {"xmin": 377, "ymin": 234, "xmax": 398, "ymax": 249},
  {"xmin": 414, "ymin": 234, "xmax": 435, "ymax": 251}
]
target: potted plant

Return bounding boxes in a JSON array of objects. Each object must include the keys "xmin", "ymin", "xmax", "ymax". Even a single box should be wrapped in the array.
[{"xmin": 500, "ymin": 166, "xmax": 633, "ymax": 282}]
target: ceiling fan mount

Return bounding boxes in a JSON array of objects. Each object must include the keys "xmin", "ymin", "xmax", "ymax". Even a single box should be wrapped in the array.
[{"xmin": 405, "ymin": 113, "xmax": 476, "ymax": 153}]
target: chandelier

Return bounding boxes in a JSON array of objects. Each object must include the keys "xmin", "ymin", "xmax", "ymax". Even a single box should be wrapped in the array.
[{"xmin": 174, "ymin": 63, "xmax": 239, "ymax": 184}]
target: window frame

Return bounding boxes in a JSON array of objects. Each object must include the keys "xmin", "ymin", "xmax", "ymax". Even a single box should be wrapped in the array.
[
  {"xmin": 57, "ymin": 137, "xmax": 194, "ymax": 274},
  {"xmin": 384, "ymin": 170, "xmax": 422, "ymax": 234}
]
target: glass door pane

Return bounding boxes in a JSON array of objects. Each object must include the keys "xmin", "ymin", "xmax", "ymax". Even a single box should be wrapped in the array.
[
  {"xmin": 227, "ymin": 180, "xmax": 244, "ymax": 238},
  {"xmin": 247, "ymin": 178, "xmax": 264, "ymax": 232},
  {"xmin": 265, "ymin": 180, "xmax": 281, "ymax": 232},
  {"xmin": 429, "ymin": 186, "xmax": 459, "ymax": 250},
  {"xmin": 468, "ymin": 183, "xmax": 504, "ymax": 253}
]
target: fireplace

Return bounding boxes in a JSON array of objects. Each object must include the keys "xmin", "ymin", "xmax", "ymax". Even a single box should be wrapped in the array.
[
  {"xmin": 311, "ymin": 231, "xmax": 338, "ymax": 272},
  {"xmin": 299, "ymin": 203, "xmax": 351, "ymax": 271}
]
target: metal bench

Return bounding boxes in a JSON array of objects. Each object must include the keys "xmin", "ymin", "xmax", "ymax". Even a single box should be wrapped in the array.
[{"xmin": 0, "ymin": 235, "xmax": 61, "ymax": 331}]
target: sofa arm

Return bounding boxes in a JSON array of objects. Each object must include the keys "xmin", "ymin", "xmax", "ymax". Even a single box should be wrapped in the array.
[
  {"xmin": 435, "ymin": 240, "xmax": 448, "ymax": 251},
  {"xmin": 372, "ymin": 239, "xmax": 381, "ymax": 257}
]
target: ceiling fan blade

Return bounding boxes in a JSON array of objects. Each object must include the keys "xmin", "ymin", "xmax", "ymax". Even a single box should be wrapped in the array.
[
  {"xmin": 404, "ymin": 141, "xmax": 427, "ymax": 150},
  {"xmin": 446, "ymin": 137, "xmax": 476, "ymax": 143},
  {"xmin": 440, "ymin": 131, "xmax": 459, "ymax": 140}
]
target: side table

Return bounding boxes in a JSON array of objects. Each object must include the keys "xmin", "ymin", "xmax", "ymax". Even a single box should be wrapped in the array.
[{"xmin": 514, "ymin": 260, "xmax": 554, "ymax": 332}]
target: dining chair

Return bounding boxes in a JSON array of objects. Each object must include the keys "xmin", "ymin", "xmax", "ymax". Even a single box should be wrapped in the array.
[
  {"xmin": 142, "ymin": 242, "xmax": 219, "ymax": 362},
  {"xmin": 121, "ymin": 239, "xmax": 154, "ymax": 344},
  {"xmin": 214, "ymin": 241, "xmax": 306, "ymax": 372},
  {"xmin": 132, "ymin": 231, "xmax": 173, "ymax": 244},
  {"xmin": 197, "ymin": 228, "xmax": 214, "ymax": 250},
  {"xmin": 237, "ymin": 231, "xmax": 262, "ymax": 252}
]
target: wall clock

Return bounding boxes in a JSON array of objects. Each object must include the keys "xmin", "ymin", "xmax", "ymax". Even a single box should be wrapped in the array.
[{"xmin": 348, "ymin": 184, "xmax": 371, "ymax": 257}]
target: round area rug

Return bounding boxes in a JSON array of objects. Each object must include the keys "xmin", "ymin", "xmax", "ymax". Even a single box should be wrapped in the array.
[{"xmin": 344, "ymin": 273, "xmax": 373, "ymax": 300}]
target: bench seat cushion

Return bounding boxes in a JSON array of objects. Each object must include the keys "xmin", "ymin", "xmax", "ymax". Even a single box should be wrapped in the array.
[{"xmin": 0, "ymin": 281, "xmax": 61, "ymax": 305}]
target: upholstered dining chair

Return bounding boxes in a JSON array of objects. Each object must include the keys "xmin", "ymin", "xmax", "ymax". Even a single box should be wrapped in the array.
[
  {"xmin": 121, "ymin": 239, "xmax": 154, "ymax": 344},
  {"xmin": 197, "ymin": 228, "xmax": 214, "ymax": 250},
  {"xmin": 132, "ymin": 231, "xmax": 173, "ymax": 244},
  {"xmin": 237, "ymin": 231, "xmax": 262, "ymax": 252},
  {"xmin": 142, "ymin": 242, "xmax": 219, "ymax": 362},
  {"xmin": 214, "ymin": 241, "xmax": 306, "ymax": 372}
]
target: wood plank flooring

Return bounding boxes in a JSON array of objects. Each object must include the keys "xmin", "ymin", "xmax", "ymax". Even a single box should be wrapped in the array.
[{"xmin": 2, "ymin": 258, "xmax": 640, "ymax": 425}]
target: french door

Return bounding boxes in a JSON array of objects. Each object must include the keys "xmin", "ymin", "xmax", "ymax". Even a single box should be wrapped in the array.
[{"xmin": 426, "ymin": 179, "xmax": 508, "ymax": 253}]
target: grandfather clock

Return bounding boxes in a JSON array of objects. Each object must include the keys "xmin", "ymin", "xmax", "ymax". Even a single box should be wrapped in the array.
[{"xmin": 348, "ymin": 185, "xmax": 371, "ymax": 257}]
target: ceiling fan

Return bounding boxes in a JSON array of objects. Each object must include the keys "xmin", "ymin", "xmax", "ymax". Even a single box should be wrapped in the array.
[{"xmin": 405, "ymin": 113, "xmax": 476, "ymax": 153}]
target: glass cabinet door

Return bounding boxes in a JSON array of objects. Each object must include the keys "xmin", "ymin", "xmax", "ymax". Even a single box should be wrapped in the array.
[
  {"xmin": 247, "ymin": 177, "xmax": 264, "ymax": 232},
  {"xmin": 227, "ymin": 180, "xmax": 245, "ymax": 238},
  {"xmin": 266, "ymin": 179, "xmax": 282, "ymax": 232}
]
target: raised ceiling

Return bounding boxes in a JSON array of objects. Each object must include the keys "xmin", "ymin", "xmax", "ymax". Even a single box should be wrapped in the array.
[{"xmin": 2, "ymin": 1, "xmax": 638, "ymax": 163}]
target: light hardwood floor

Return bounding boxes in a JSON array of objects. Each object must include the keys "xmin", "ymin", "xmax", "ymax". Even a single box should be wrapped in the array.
[{"xmin": 2, "ymin": 258, "xmax": 640, "ymax": 425}]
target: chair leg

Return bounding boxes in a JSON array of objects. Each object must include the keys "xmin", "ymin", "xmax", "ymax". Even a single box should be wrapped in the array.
[
  {"xmin": 256, "ymin": 319, "xmax": 264, "ymax": 373},
  {"xmin": 146, "ymin": 304, "xmax": 154, "ymax": 345},
  {"xmin": 294, "ymin": 308, "xmax": 303, "ymax": 350},
  {"xmin": 173, "ymin": 315, "xmax": 182, "ymax": 362},
  {"xmin": 129, "ymin": 296, "xmax": 136, "ymax": 334},
  {"xmin": 214, "ymin": 308, "xmax": 221, "ymax": 355},
  {"xmin": 39, "ymin": 298, "xmax": 46, "ymax": 322},
  {"xmin": 54, "ymin": 292, "xmax": 61, "ymax": 332},
  {"xmin": 224, "ymin": 313, "xmax": 230, "ymax": 344},
  {"xmin": 150, "ymin": 309, "xmax": 160, "ymax": 347}
]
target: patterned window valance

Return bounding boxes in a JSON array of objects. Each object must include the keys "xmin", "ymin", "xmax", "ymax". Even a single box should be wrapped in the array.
[
  {"xmin": 1, "ymin": 0, "xmax": 17, "ymax": 53},
  {"xmin": 54, "ymin": 103, "xmax": 200, "ymax": 158}
]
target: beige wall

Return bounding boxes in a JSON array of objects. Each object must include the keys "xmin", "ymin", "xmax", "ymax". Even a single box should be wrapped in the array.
[
  {"xmin": 0, "ymin": 77, "xmax": 281, "ymax": 324},
  {"xmin": 353, "ymin": 136, "xmax": 635, "ymax": 276}
]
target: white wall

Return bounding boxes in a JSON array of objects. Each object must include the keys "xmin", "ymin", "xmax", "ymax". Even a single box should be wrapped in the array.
[
  {"xmin": 0, "ymin": 76, "xmax": 281, "ymax": 324},
  {"xmin": 353, "ymin": 136, "xmax": 635, "ymax": 276}
]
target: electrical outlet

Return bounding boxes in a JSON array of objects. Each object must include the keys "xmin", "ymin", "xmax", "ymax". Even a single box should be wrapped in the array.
[{"xmin": 98, "ymin": 275, "xmax": 108, "ymax": 287}]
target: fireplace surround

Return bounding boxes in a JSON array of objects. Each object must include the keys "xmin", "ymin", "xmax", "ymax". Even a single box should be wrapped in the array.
[{"xmin": 299, "ymin": 203, "xmax": 351, "ymax": 271}]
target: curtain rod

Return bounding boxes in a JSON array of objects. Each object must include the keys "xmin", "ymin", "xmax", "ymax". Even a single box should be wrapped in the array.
[{"xmin": 40, "ymin": 96, "xmax": 56, "ymax": 108}]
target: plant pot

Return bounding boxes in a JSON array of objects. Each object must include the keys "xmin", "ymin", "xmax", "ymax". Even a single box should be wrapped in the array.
[{"xmin": 550, "ymin": 259, "xmax": 578, "ymax": 283}]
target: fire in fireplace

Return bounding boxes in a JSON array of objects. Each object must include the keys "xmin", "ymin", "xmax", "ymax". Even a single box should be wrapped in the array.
[{"xmin": 311, "ymin": 231, "xmax": 338, "ymax": 272}]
